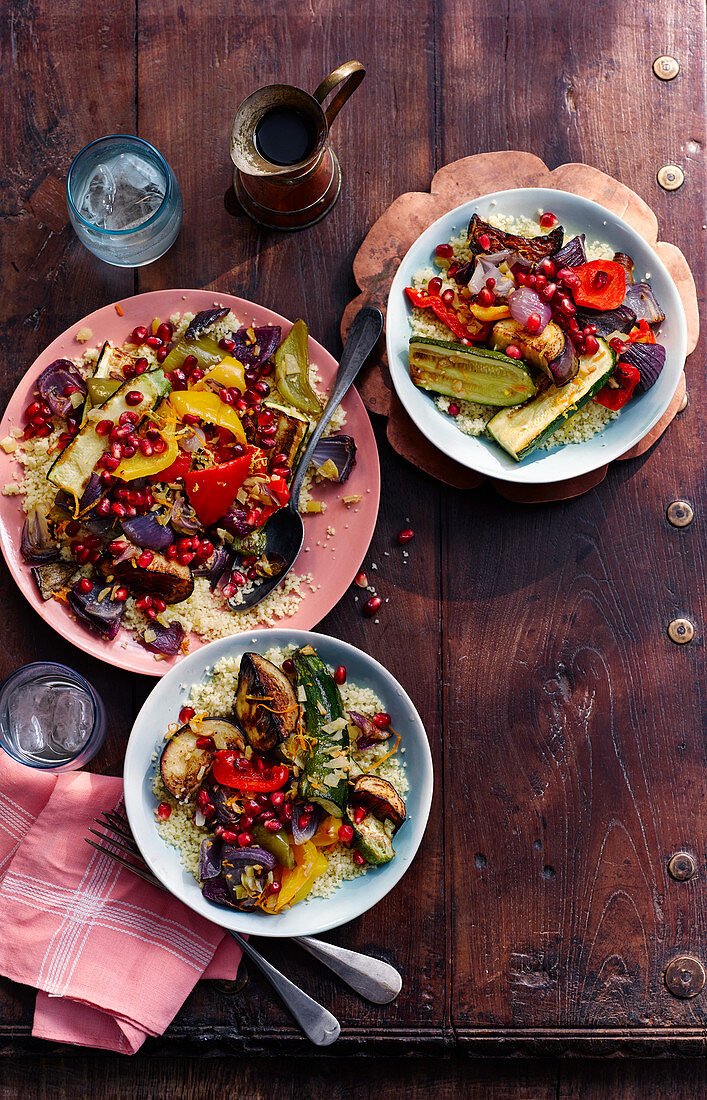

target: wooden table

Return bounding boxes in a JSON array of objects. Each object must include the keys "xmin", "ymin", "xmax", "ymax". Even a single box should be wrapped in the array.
[{"xmin": 0, "ymin": 0, "xmax": 705, "ymax": 1091}]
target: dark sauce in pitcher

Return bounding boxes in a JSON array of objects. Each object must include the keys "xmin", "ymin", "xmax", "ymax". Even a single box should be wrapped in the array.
[{"xmin": 254, "ymin": 107, "xmax": 318, "ymax": 167}]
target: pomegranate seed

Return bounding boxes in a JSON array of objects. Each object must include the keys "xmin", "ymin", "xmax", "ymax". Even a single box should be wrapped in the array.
[
  {"xmin": 270, "ymin": 791, "xmax": 285, "ymax": 807},
  {"xmin": 525, "ymin": 313, "xmax": 542, "ymax": 334},
  {"xmin": 353, "ymin": 851, "xmax": 367, "ymax": 867},
  {"xmin": 584, "ymin": 335, "xmax": 600, "ymax": 356},
  {"xmin": 95, "ymin": 498, "xmax": 111, "ymax": 516},
  {"xmin": 534, "ymin": 275, "xmax": 547, "ymax": 292},
  {"xmin": 108, "ymin": 540, "xmax": 127, "ymax": 555},
  {"xmin": 190, "ymin": 368, "xmax": 204, "ymax": 383},
  {"xmin": 179, "ymin": 551, "xmax": 195, "ymax": 566},
  {"xmin": 25, "ymin": 402, "xmax": 41, "ymax": 419},
  {"xmin": 232, "ymin": 571, "xmax": 248, "ymax": 587},
  {"xmin": 427, "ymin": 277, "xmax": 442, "ymax": 296},
  {"xmin": 196, "ymin": 736, "xmax": 216, "ymax": 749},
  {"xmin": 237, "ymin": 832, "xmax": 253, "ymax": 848},
  {"xmin": 77, "ymin": 577, "xmax": 93, "ymax": 594},
  {"xmin": 397, "ymin": 527, "xmax": 414, "ymax": 544},
  {"xmin": 245, "ymin": 799, "xmax": 261, "ymax": 816},
  {"xmin": 156, "ymin": 322, "xmax": 173, "ymax": 343},
  {"xmin": 253, "ymin": 380, "xmax": 270, "ymax": 397},
  {"xmin": 269, "ymin": 881, "xmax": 281, "ymax": 895},
  {"xmin": 131, "ymin": 326, "xmax": 148, "ymax": 344},
  {"xmin": 115, "ymin": 587, "xmax": 128, "ymax": 601},
  {"xmin": 539, "ymin": 211, "xmax": 558, "ymax": 228},
  {"xmin": 477, "ymin": 287, "xmax": 494, "ymax": 306},
  {"xmin": 152, "ymin": 438, "xmax": 167, "ymax": 454},
  {"xmin": 136, "ymin": 595, "xmax": 152, "ymax": 610},
  {"xmin": 526, "ymin": 274, "xmax": 537, "ymax": 288},
  {"xmin": 125, "ymin": 390, "xmax": 143, "ymax": 406},
  {"xmin": 157, "ymin": 802, "xmax": 172, "ymax": 820},
  {"xmin": 144, "ymin": 335, "xmax": 162, "ymax": 350},
  {"xmin": 135, "ymin": 356, "xmax": 149, "ymax": 375},
  {"xmin": 364, "ymin": 595, "xmax": 381, "ymax": 616},
  {"xmin": 137, "ymin": 551, "xmax": 154, "ymax": 568},
  {"xmin": 218, "ymin": 830, "xmax": 237, "ymax": 843},
  {"xmin": 214, "ymin": 825, "xmax": 225, "ymax": 837},
  {"xmin": 584, "ymin": 324, "xmax": 598, "ymax": 336},
  {"xmin": 272, "ymin": 465, "xmax": 291, "ymax": 479},
  {"xmin": 505, "ymin": 344, "xmax": 522, "ymax": 359},
  {"xmin": 609, "ymin": 337, "xmax": 628, "ymax": 355},
  {"xmin": 196, "ymin": 789, "xmax": 211, "ymax": 809},
  {"xmin": 235, "ymin": 397, "xmax": 247, "ymax": 412},
  {"xmin": 114, "ymin": 488, "xmax": 129, "ymax": 501},
  {"xmin": 138, "ymin": 439, "xmax": 153, "ymax": 456},
  {"xmin": 31, "ymin": 415, "xmax": 47, "ymax": 428},
  {"xmin": 338, "ymin": 824, "xmax": 354, "ymax": 843},
  {"xmin": 353, "ymin": 806, "xmax": 366, "ymax": 825},
  {"xmin": 298, "ymin": 814, "xmax": 310, "ymax": 831},
  {"xmin": 282, "ymin": 658, "xmax": 295, "ymax": 675},
  {"xmin": 541, "ymin": 282, "xmax": 558, "ymax": 301},
  {"xmin": 65, "ymin": 521, "xmax": 80, "ymax": 537},
  {"xmin": 177, "ymin": 537, "xmax": 194, "ymax": 551},
  {"xmin": 373, "ymin": 712, "xmax": 391, "ymax": 729},
  {"xmin": 592, "ymin": 269, "xmax": 609, "ymax": 289},
  {"xmin": 240, "ymin": 815, "xmax": 254, "ymax": 829},
  {"xmin": 111, "ymin": 502, "xmax": 126, "ymax": 517},
  {"xmin": 75, "ymin": 547, "xmax": 90, "ymax": 563},
  {"xmin": 435, "ymin": 242, "xmax": 454, "ymax": 258},
  {"xmin": 166, "ymin": 544, "xmax": 178, "ymax": 560},
  {"xmin": 218, "ymin": 338, "xmax": 236, "ymax": 353},
  {"xmin": 334, "ymin": 665, "xmax": 347, "ymax": 685},
  {"xmin": 354, "ymin": 571, "xmax": 368, "ymax": 588},
  {"xmin": 477, "ymin": 233, "xmax": 491, "ymax": 250},
  {"xmin": 538, "ymin": 258, "xmax": 556, "ymax": 277},
  {"xmin": 156, "ymin": 346, "xmax": 169, "ymax": 363},
  {"xmin": 448, "ymin": 402, "xmax": 460, "ymax": 416},
  {"xmin": 485, "ymin": 277, "xmax": 496, "ymax": 290},
  {"xmin": 441, "ymin": 288, "xmax": 455, "ymax": 305},
  {"xmin": 557, "ymin": 296, "xmax": 576, "ymax": 316},
  {"xmin": 219, "ymin": 389, "xmax": 235, "ymax": 405},
  {"xmin": 264, "ymin": 818, "xmax": 283, "ymax": 834},
  {"xmin": 280, "ymin": 803, "xmax": 293, "ymax": 822},
  {"xmin": 244, "ymin": 367, "xmax": 258, "ymax": 384},
  {"xmin": 95, "ymin": 419, "xmax": 113, "ymax": 436},
  {"xmin": 179, "ymin": 706, "xmax": 195, "ymax": 723},
  {"xmin": 246, "ymin": 567, "xmax": 257, "ymax": 581}
]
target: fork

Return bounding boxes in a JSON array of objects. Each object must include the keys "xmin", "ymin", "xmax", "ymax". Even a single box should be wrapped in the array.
[{"xmin": 86, "ymin": 811, "xmax": 401, "ymax": 1043}]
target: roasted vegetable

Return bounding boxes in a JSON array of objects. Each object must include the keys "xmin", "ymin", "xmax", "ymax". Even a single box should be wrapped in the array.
[
  {"xmin": 612, "ymin": 252, "xmax": 635, "ymax": 283},
  {"xmin": 97, "ymin": 547, "xmax": 194, "ymax": 603},
  {"xmin": 623, "ymin": 282, "xmax": 665, "ymax": 325},
  {"xmin": 140, "ymin": 620, "xmax": 185, "ymax": 656},
  {"xmin": 350, "ymin": 813, "xmax": 395, "ymax": 866},
  {"xmin": 160, "ymin": 725, "xmax": 215, "ymax": 800},
  {"xmin": 21, "ymin": 509, "xmax": 59, "ymax": 564},
  {"xmin": 492, "ymin": 319, "xmax": 578, "ymax": 386},
  {"xmin": 411, "ymin": 336, "xmax": 537, "ymax": 405},
  {"xmin": 486, "ymin": 338, "xmax": 615, "ymax": 460},
  {"xmin": 235, "ymin": 653, "xmax": 299, "ymax": 752},
  {"xmin": 575, "ymin": 303, "xmax": 636, "ymax": 338},
  {"xmin": 620, "ymin": 341, "xmax": 666, "ymax": 394},
  {"xmin": 552, "ymin": 234, "xmax": 587, "ymax": 269},
  {"xmin": 184, "ymin": 307, "xmax": 230, "ymax": 341},
  {"xmin": 251, "ymin": 823, "xmax": 296, "ymax": 870},
  {"xmin": 263, "ymin": 402, "xmax": 309, "ymax": 471},
  {"xmin": 468, "ymin": 213, "xmax": 564, "ymax": 263},
  {"xmin": 230, "ymin": 325, "xmax": 281, "ymax": 369},
  {"xmin": 66, "ymin": 580, "xmax": 125, "ymax": 640},
  {"xmin": 310, "ymin": 434, "xmax": 357, "ymax": 482},
  {"xmin": 121, "ymin": 510, "xmax": 174, "ymax": 551},
  {"xmin": 37, "ymin": 359, "xmax": 87, "ymax": 418},
  {"xmin": 31, "ymin": 561, "xmax": 79, "ymax": 601},
  {"xmin": 293, "ymin": 646, "xmax": 350, "ymax": 818},
  {"xmin": 274, "ymin": 320, "xmax": 321, "ymax": 415},
  {"xmin": 351, "ymin": 774, "xmax": 406, "ymax": 830}
]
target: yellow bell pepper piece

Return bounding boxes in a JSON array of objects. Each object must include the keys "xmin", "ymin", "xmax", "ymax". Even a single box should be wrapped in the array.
[
  {"xmin": 468, "ymin": 302, "xmax": 512, "ymax": 322},
  {"xmin": 310, "ymin": 815, "xmax": 341, "ymax": 847},
  {"xmin": 115, "ymin": 419, "xmax": 179, "ymax": 482},
  {"xmin": 264, "ymin": 841, "xmax": 329, "ymax": 913},
  {"xmin": 290, "ymin": 848, "xmax": 328, "ymax": 906},
  {"xmin": 169, "ymin": 390, "xmax": 247, "ymax": 446},
  {"xmin": 193, "ymin": 356, "xmax": 246, "ymax": 394}
]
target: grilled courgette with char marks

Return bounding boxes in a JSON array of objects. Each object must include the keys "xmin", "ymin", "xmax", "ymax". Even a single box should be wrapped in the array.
[{"xmin": 293, "ymin": 645, "xmax": 350, "ymax": 817}]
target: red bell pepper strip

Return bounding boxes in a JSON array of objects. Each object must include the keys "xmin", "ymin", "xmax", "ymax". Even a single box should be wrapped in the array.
[
  {"xmin": 404, "ymin": 286, "xmax": 487, "ymax": 343},
  {"xmin": 267, "ymin": 475, "xmax": 289, "ymax": 508},
  {"xmin": 627, "ymin": 319, "xmax": 656, "ymax": 345},
  {"xmin": 572, "ymin": 261, "xmax": 627, "ymax": 310},
  {"xmin": 594, "ymin": 362, "xmax": 641, "ymax": 410},
  {"xmin": 211, "ymin": 751, "xmax": 289, "ymax": 792},
  {"xmin": 184, "ymin": 452, "xmax": 253, "ymax": 527},
  {"xmin": 150, "ymin": 451, "xmax": 192, "ymax": 484}
]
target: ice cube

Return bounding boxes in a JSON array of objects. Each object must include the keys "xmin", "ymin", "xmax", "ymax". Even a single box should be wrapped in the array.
[
  {"xmin": 7, "ymin": 683, "xmax": 52, "ymax": 753},
  {"xmin": 80, "ymin": 162, "xmax": 117, "ymax": 228},
  {"xmin": 50, "ymin": 688, "xmax": 93, "ymax": 753},
  {"xmin": 79, "ymin": 152, "xmax": 165, "ymax": 231}
]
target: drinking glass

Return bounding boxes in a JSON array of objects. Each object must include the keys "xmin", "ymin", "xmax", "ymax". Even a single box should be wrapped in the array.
[
  {"xmin": 0, "ymin": 662, "xmax": 107, "ymax": 772},
  {"xmin": 66, "ymin": 135, "xmax": 183, "ymax": 267}
]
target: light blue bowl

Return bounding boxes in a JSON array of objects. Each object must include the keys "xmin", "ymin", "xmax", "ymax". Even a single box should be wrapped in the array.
[
  {"xmin": 124, "ymin": 630, "xmax": 433, "ymax": 937},
  {"xmin": 386, "ymin": 187, "xmax": 687, "ymax": 484}
]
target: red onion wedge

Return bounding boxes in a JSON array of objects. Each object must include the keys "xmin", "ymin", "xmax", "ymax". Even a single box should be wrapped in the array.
[{"xmin": 508, "ymin": 287, "xmax": 552, "ymax": 334}]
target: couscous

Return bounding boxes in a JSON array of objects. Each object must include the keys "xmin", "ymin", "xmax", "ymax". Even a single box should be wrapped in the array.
[
  {"xmin": 12, "ymin": 305, "xmax": 357, "ymax": 655},
  {"xmin": 152, "ymin": 645, "xmax": 408, "ymax": 913},
  {"xmin": 406, "ymin": 207, "xmax": 668, "ymax": 461}
]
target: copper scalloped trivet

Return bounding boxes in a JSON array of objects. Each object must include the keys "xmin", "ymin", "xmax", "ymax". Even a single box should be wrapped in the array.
[{"xmin": 342, "ymin": 152, "xmax": 699, "ymax": 502}]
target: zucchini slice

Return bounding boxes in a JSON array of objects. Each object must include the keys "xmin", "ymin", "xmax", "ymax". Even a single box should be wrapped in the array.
[
  {"xmin": 351, "ymin": 813, "xmax": 395, "ymax": 866},
  {"xmin": 351, "ymin": 775, "xmax": 406, "ymax": 830},
  {"xmin": 235, "ymin": 653, "xmax": 300, "ymax": 752},
  {"xmin": 486, "ymin": 338, "xmax": 616, "ymax": 461},
  {"xmin": 409, "ymin": 337, "xmax": 537, "ymax": 406},
  {"xmin": 47, "ymin": 369, "xmax": 171, "ymax": 499},
  {"xmin": 293, "ymin": 646, "xmax": 350, "ymax": 818}
]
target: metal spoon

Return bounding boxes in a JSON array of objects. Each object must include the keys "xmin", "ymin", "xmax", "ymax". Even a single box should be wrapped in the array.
[{"xmin": 233, "ymin": 306, "xmax": 384, "ymax": 610}]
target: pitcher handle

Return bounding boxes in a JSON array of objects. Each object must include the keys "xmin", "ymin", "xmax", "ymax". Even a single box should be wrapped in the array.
[{"xmin": 313, "ymin": 61, "xmax": 365, "ymax": 128}]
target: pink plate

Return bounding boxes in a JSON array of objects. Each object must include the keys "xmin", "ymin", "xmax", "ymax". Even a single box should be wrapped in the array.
[{"xmin": 0, "ymin": 289, "xmax": 380, "ymax": 677}]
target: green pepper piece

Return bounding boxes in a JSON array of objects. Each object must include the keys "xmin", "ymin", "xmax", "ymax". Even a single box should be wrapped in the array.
[
  {"xmin": 162, "ymin": 335, "xmax": 226, "ymax": 375},
  {"xmin": 275, "ymin": 320, "xmax": 321, "ymax": 416},
  {"xmin": 251, "ymin": 824, "xmax": 295, "ymax": 870},
  {"xmin": 86, "ymin": 377, "xmax": 122, "ymax": 405}
]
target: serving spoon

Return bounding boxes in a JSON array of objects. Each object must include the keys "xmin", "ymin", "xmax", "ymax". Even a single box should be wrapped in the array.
[{"xmin": 233, "ymin": 306, "xmax": 384, "ymax": 611}]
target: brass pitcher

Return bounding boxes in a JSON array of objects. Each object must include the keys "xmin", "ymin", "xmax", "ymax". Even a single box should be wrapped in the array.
[{"xmin": 230, "ymin": 61, "xmax": 365, "ymax": 231}]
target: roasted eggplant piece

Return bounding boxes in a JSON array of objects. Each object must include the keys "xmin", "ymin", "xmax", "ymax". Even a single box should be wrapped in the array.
[
  {"xmin": 351, "ymin": 775, "xmax": 406, "ymax": 830},
  {"xmin": 97, "ymin": 548, "xmax": 194, "ymax": 603},
  {"xmin": 160, "ymin": 725, "xmax": 215, "ymax": 801},
  {"xmin": 197, "ymin": 718, "xmax": 245, "ymax": 752},
  {"xmin": 31, "ymin": 561, "xmax": 79, "ymax": 601},
  {"xmin": 185, "ymin": 307, "xmax": 230, "ymax": 341},
  {"xmin": 235, "ymin": 653, "xmax": 299, "ymax": 752},
  {"xmin": 492, "ymin": 318, "xmax": 579, "ymax": 386},
  {"xmin": 468, "ymin": 213, "xmax": 564, "ymax": 263}
]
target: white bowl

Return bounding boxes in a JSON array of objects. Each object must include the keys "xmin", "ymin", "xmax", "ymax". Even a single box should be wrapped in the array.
[
  {"xmin": 124, "ymin": 629, "xmax": 433, "ymax": 937},
  {"xmin": 386, "ymin": 187, "xmax": 687, "ymax": 484}
]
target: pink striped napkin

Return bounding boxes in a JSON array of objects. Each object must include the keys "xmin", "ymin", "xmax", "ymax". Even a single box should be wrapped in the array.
[{"xmin": 0, "ymin": 756, "xmax": 242, "ymax": 1053}]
